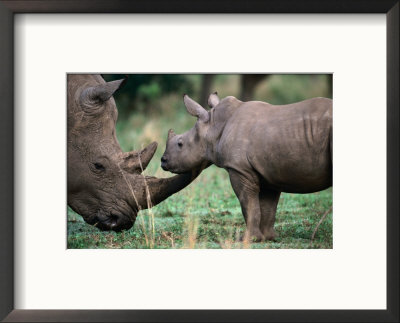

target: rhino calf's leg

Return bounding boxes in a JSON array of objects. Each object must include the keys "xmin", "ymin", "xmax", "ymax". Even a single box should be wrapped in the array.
[
  {"xmin": 259, "ymin": 189, "xmax": 281, "ymax": 240},
  {"xmin": 228, "ymin": 169, "xmax": 264, "ymax": 242}
]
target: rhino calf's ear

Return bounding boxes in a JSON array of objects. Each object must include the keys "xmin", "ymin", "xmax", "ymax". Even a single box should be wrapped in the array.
[
  {"xmin": 183, "ymin": 94, "xmax": 209, "ymax": 122},
  {"xmin": 208, "ymin": 92, "xmax": 220, "ymax": 108}
]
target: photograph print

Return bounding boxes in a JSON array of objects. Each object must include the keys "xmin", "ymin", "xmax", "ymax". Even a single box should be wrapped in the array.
[{"xmin": 67, "ymin": 74, "xmax": 332, "ymax": 249}]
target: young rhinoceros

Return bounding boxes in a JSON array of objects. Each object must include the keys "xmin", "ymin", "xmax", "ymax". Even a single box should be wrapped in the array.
[{"xmin": 161, "ymin": 93, "xmax": 332, "ymax": 242}]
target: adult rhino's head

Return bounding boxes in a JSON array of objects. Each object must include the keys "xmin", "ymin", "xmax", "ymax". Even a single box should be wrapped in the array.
[
  {"xmin": 161, "ymin": 93, "xmax": 220, "ymax": 174},
  {"xmin": 68, "ymin": 74, "xmax": 198, "ymax": 231}
]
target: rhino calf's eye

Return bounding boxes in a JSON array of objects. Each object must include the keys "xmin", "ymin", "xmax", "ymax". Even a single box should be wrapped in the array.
[
  {"xmin": 94, "ymin": 162, "xmax": 105, "ymax": 171},
  {"xmin": 178, "ymin": 142, "xmax": 183, "ymax": 147}
]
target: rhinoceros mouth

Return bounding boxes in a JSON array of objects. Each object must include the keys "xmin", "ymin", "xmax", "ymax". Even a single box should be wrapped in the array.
[
  {"xmin": 161, "ymin": 161, "xmax": 183, "ymax": 174},
  {"xmin": 160, "ymin": 162, "xmax": 169, "ymax": 171},
  {"xmin": 92, "ymin": 211, "xmax": 135, "ymax": 232}
]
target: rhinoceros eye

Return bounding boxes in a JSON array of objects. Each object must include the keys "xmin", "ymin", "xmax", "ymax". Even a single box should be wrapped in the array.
[
  {"xmin": 178, "ymin": 141, "xmax": 183, "ymax": 148},
  {"xmin": 94, "ymin": 162, "xmax": 105, "ymax": 171}
]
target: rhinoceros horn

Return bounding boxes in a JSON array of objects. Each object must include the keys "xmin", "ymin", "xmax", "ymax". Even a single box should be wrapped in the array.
[
  {"xmin": 135, "ymin": 170, "xmax": 201, "ymax": 210},
  {"xmin": 120, "ymin": 141, "xmax": 158, "ymax": 173},
  {"xmin": 167, "ymin": 129, "xmax": 176, "ymax": 140}
]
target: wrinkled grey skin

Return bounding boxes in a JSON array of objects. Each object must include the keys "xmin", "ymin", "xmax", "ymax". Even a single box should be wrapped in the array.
[
  {"xmin": 68, "ymin": 74, "xmax": 199, "ymax": 232},
  {"xmin": 161, "ymin": 93, "xmax": 332, "ymax": 241}
]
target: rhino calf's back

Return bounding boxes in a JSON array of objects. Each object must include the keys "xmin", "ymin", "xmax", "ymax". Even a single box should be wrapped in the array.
[{"xmin": 219, "ymin": 97, "xmax": 332, "ymax": 193}]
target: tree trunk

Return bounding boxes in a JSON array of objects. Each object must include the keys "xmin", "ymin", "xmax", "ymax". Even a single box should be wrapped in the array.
[
  {"xmin": 240, "ymin": 74, "xmax": 268, "ymax": 101},
  {"xmin": 200, "ymin": 74, "xmax": 215, "ymax": 107}
]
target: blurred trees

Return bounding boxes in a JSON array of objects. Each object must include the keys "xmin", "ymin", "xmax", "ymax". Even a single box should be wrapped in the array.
[
  {"xmin": 240, "ymin": 74, "xmax": 270, "ymax": 101},
  {"xmin": 103, "ymin": 74, "xmax": 192, "ymax": 114},
  {"xmin": 199, "ymin": 74, "xmax": 271, "ymax": 106},
  {"xmin": 102, "ymin": 73, "xmax": 332, "ymax": 116},
  {"xmin": 200, "ymin": 74, "xmax": 214, "ymax": 107}
]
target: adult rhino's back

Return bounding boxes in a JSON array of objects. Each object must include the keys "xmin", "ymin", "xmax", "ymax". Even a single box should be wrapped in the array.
[{"xmin": 223, "ymin": 97, "xmax": 332, "ymax": 193}]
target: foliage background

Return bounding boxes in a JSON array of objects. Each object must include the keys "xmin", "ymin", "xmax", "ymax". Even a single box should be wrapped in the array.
[{"xmin": 68, "ymin": 74, "xmax": 333, "ymax": 249}]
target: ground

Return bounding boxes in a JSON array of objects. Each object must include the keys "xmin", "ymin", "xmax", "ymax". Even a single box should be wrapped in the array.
[{"xmin": 68, "ymin": 166, "xmax": 332, "ymax": 249}]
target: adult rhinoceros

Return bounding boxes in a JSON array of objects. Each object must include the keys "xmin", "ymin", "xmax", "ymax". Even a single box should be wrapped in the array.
[
  {"xmin": 161, "ymin": 93, "xmax": 332, "ymax": 242},
  {"xmin": 68, "ymin": 74, "xmax": 198, "ymax": 231}
]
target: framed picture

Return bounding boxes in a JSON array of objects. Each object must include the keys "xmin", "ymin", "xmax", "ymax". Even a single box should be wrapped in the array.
[{"xmin": 1, "ymin": 1, "xmax": 398, "ymax": 322}]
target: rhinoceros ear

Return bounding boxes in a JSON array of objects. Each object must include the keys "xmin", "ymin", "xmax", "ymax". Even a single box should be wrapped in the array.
[
  {"xmin": 183, "ymin": 94, "xmax": 209, "ymax": 122},
  {"xmin": 120, "ymin": 142, "xmax": 158, "ymax": 174},
  {"xmin": 80, "ymin": 78, "xmax": 127, "ymax": 113},
  {"xmin": 207, "ymin": 92, "xmax": 220, "ymax": 108}
]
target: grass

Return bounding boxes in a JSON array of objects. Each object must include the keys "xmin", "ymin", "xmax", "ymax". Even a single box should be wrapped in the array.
[
  {"xmin": 67, "ymin": 165, "xmax": 332, "ymax": 249},
  {"xmin": 67, "ymin": 75, "xmax": 333, "ymax": 249}
]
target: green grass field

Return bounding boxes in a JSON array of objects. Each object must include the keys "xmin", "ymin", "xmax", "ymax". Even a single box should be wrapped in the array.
[
  {"xmin": 67, "ymin": 170, "xmax": 332, "ymax": 249},
  {"xmin": 67, "ymin": 75, "xmax": 333, "ymax": 249}
]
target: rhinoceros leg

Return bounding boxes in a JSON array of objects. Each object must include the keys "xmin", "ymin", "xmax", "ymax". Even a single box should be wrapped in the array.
[
  {"xmin": 228, "ymin": 169, "xmax": 264, "ymax": 242},
  {"xmin": 259, "ymin": 189, "xmax": 281, "ymax": 240}
]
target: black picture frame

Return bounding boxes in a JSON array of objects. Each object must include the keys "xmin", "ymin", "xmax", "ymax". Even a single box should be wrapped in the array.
[{"xmin": 0, "ymin": 1, "xmax": 398, "ymax": 322}]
